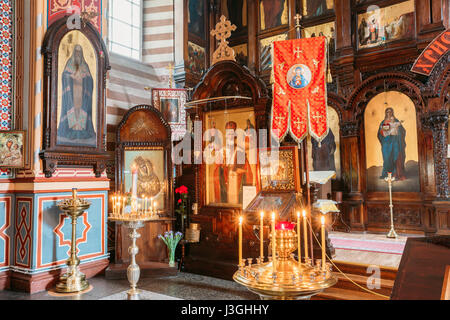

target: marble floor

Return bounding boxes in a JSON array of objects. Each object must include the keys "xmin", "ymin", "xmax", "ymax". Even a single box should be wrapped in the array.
[
  {"xmin": 0, "ymin": 272, "xmax": 259, "ymax": 300},
  {"xmin": 0, "ymin": 231, "xmax": 421, "ymax": 300}
]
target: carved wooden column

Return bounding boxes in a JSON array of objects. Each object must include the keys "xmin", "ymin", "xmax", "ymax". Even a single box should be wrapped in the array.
[
  {"xmin": 340, "ymin": 120, "xmax": 365, "ymax": 231},
  {"xmin": 333, "ymin": 0, "xmax": 355, "ymax": 98},
  {"xmin": 422, "ymin": 110, "xmax": 450, "ymax": 200}
]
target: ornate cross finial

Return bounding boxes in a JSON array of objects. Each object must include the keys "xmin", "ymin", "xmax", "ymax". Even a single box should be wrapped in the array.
[
  {"xmin": 210, "ymin": 15, "xmax": 237, "ymax": 65},
  {"xmin": 166, "ymin": 63, "xmax": 175, "ymax": 88},
  {"xmin": 294, "ymin": 14, "xmax": 302, "ymax": 28}
]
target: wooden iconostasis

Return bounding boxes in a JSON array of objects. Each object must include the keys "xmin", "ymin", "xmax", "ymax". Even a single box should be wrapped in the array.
[{"xmin": 179, "ymin": 0, "xmax": 450, "ymax": 241}]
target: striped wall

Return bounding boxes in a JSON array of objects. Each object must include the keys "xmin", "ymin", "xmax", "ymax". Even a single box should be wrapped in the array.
[
  {"xmin": 142, "ymin": 0, "xmax": 175, "ymax": 83},
  {"xmin": 105, "ymin": 53, "xmax": 164, "ymax": 155},
  {"xmin": 105, "ymin": 0, "xmax": 176, "ymax": 157}
]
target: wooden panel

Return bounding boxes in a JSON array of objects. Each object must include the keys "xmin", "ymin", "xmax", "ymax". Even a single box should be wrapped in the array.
[{"xmin": 391, "ymin": 236, "xmax": 450, "ymax": 300}]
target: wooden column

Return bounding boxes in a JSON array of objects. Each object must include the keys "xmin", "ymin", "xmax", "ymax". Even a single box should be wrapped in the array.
[
  {"xmin": 340, "ymin": 121, "xmax": 365, "ymax": 231},
  {"xmin": 333, "ymin": 0, "xmax": 355, "ymax": 97},
  {"xmin": 422, "ymin": 110, "xmax": 450, "ymax": 200}
]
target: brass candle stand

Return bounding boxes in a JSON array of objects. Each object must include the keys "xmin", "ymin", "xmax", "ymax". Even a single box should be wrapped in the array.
[
  {"xmin": 55, "ymin": 189, "xmax": 91, "ymax": 293},
  {"xmin": 233, "ymin": 227, "xmax": 337, "ymax": 300},
  {"xmin": 385, "ymin": 172, "xmax": 398, "ymax": 239}
]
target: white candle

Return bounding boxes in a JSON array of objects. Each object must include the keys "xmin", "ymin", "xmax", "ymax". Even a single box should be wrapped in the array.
[
  {"xmin": 297, "ymin": 211, "xmax": 301, "ymax": 265},
  {"xmin": 302, "ymin": 210, "xmax": 309, "ymax": 261},
  {"xmin": 260, "ymin": 211, "xmax": 264, "ymax": 261},
  {"xmin": 271, "ymin": 212, "xmax": 276, "ymax": 272},
  {"xmin": 239, "ymin": 216, "xmax": 243, "ymax": 266},
  {"xmin": 321, "ymin": 215, "xmax": 326, "ymax": 271},
  {"xmin": 131, "ymin": 166, "xmax": 138, "ymax": 198}
]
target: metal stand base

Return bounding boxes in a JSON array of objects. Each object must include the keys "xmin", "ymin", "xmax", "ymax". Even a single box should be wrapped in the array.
[
  {"xmin": 386, "ymin": 227, "xmax": 398, "ymax": 239},
  {"xmin": 55, "ymin": 268, "xmax": 89, "ymax": 293}
]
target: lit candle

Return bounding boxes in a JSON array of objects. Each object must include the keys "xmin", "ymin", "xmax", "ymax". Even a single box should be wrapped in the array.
[
  {"xmin": 321, "ymin": 215, "xmax": 326, "ymax": 271},
  {"xmin": 151, "ymin": 198, "xmax": 154, "ymax": 213},
  {"xmin": 153, "ymin": 201, "xmax": 157, "ymax": 213},
  {"xmin": 297, "ymin": 211, "xmax": 301, "ymax": 265},
  {"xmin": 239, "ymin": 216, "xmax": 243, "ymax": 266},
  {"xmin": 260, "ymin": 211, "xmax": 264, "ymax": 261},
  {"xmin": 131, "ymin": 165, "xmax": 138, "ymax": 199},
  {"xmin": 122, "ymin": 196, "xmax": 126, "ymax": 215},
  {"xmin": 117, "ymin": 196, "xmax": 121, "ymax": 216},
  {"xmin": 271, "ymin": 212, "xmax": 276, "ymax": 271},
  {"xmin": 302, "ymin": 210, "xmax": 309, "ymax": 261},
  {"xmin": 145, "ymin": 197, "xmax": 148, "ymax": 213}
]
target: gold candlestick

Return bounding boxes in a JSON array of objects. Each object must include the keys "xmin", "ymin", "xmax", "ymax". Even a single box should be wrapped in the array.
[
  {"xmin": 302, "ymin": 210, "xmax": 309, "ymax": 262},
  {"xmin": 385, "ymin": 172, "xmax": 398, "ymax": 238},
  {"xmin": 321, "ymin": 215, "xmax": 326, "ymax": 271},
  {"xmin": 239, "ymin": 216, "xmax": 243, "ymax": 266},
  {"xmin": 55, "ymin": 188, "xmax": 91, "ymax": 293},
  {"xmin": 260, "ymin": 211, "xmax": 264, "ymax": 261}
]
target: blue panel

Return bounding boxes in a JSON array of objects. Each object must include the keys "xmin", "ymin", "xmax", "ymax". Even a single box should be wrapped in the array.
[{"xmin": 39, "ymin": 192, "xmax": 106, "ymax": 267}]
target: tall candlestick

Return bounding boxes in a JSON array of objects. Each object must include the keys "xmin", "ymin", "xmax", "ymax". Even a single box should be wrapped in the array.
[
  {"xmin": 239, "ymin": 216, "xmax": 243, "ymax": 266},
  {"xmin": 302, "ymin": 210, "xmax": 309, "ymax": 261},
  {"xmin": 271, "ymin": 212, "xmax": 276, "ymax": 271},
  {"xmin": 297, "ymin": 211, "xmax": 301, "ymax": 265},
  {"xmin": 321, "ymin": 215, "xmax": 326, "ymax": 271},
  {"xmin": 260, "ymin": 211, "xmax": 264, "ymax": 261}
]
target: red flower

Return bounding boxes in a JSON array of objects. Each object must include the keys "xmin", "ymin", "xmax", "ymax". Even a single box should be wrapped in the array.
[
  {"xmin": 178, "ymin": 185, "xmax": 188, "ymax": 194},
  {"xmin": 178, "ymin": 199, "xmax": 182, "ymax": 204}
]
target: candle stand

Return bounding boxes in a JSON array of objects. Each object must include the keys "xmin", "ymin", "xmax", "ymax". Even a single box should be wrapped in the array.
[
  {"xmin": 385, "ymin": 173, "xmax": 398, "ymax": 239},
  {"xmin": 233, "ymin": 226, "xmax": 337, "ymax": 300},
  {"xmin": 55, "ymin": 189, "xmax": 91, "ymax": 293},
  {"xmin": 109, "ymin": 216, "xmax": 153, "ymax": 300}
]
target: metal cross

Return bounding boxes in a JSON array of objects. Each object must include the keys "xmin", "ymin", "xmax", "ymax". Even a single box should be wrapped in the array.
[
  {"xmin": 277, "ymin": 87, "xmax": 286, "ymax": 95},
  {"xmin": 294, "ymin": 14, "xmax": 302, "ymax": 28}
]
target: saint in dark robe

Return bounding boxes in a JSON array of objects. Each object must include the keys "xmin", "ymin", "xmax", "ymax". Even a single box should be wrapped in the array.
[
  {"xmin": 306, "ymin": 0, "xmax": 331, "ymax": 17},
  {"xmin": 188, "ymin": 0, "xmax": 205, "ymax": 38},
  {"xmin": 377, "ymin": 108, "xmax": 406, "ymax": 180},
  {"xmin": 213, "ymin": 121, "xmax": 253, "ymax": 204},
  {"xmin": 57, "ymin": 45, "xmax": 96, "ymax": 147},
  {"xmin": 312, "ymin": 129, "xmax": 336, "ymax": 171},
  {"xmin": 261, "ymin": 0, "xmax": 285, "ymax": 29}
]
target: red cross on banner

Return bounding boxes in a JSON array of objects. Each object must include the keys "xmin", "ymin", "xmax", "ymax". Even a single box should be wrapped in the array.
[{"xmin": 271, "ymin": 37, "xmax": 328, "ymax": 144}]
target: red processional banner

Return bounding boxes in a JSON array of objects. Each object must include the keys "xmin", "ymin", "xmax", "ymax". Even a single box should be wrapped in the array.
[{"xmin": 271, "ymin": 37, "xmax": 328, "ymax": 144}]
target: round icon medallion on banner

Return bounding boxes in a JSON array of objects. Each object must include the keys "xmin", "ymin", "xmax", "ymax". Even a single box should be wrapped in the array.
[{"xmin": 287, "ymin": 64, "xmax": 312, "ymax": 89}]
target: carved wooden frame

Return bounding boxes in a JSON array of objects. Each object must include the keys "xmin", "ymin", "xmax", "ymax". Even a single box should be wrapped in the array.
[
  {"xmin": 41, "ymin": 16, "xmax": 110, "ymax": 178},
  {"xmin": 115, "ymin": 105, "xmax": 174, "ymax": 217},
  {"xmin": 188, "ymin": 60, "xmax": 270, "ymax": 212}
]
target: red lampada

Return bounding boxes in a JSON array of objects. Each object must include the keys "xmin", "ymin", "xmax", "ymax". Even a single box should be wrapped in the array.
[{"xmin": 275, "ymin": 221, "xmax": 295, "ymax": 231}]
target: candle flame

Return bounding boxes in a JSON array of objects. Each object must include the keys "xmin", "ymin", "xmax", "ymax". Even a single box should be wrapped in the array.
[
  {"xmin": 239, "ymin": 216, "xmax": 243, "ymax": 224},
  {"xmin": 271, "ymin": 212, "xmax": 275, "ymax": 221},
  {"xmin": 321, "ymin": 216, "xmax": 325, "ymax": 225},
  {"xmin": 302, "ymin": 210, "xmax": 306, "ymax": 218},
  {"xmin": 297, "ymin": 211, "xmax": 300, "ymax": 218},
  {"xmin": 260, "ymin": 211, "xmax": 264, "ymax": 219}
]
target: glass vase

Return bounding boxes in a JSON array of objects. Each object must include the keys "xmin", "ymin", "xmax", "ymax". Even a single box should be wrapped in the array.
[{"xmin": 169, "ymin": 248, "xmax": 176, "ymax": 267}]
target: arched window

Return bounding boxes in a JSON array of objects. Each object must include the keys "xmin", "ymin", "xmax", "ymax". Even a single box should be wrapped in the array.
[{"xmin": 107, "ymin": 0, "xmax": 142, "ymax": 60}]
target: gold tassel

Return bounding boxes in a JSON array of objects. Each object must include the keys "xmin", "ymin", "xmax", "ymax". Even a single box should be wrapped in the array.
[{"xmin": 327, "ymin": 64, "xmax": 333, "ymax": 83}]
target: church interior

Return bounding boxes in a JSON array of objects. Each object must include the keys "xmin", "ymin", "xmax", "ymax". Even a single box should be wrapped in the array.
[{"xmin": 0, "ymin": 0, "xmax": 449, "ymax": 303}]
